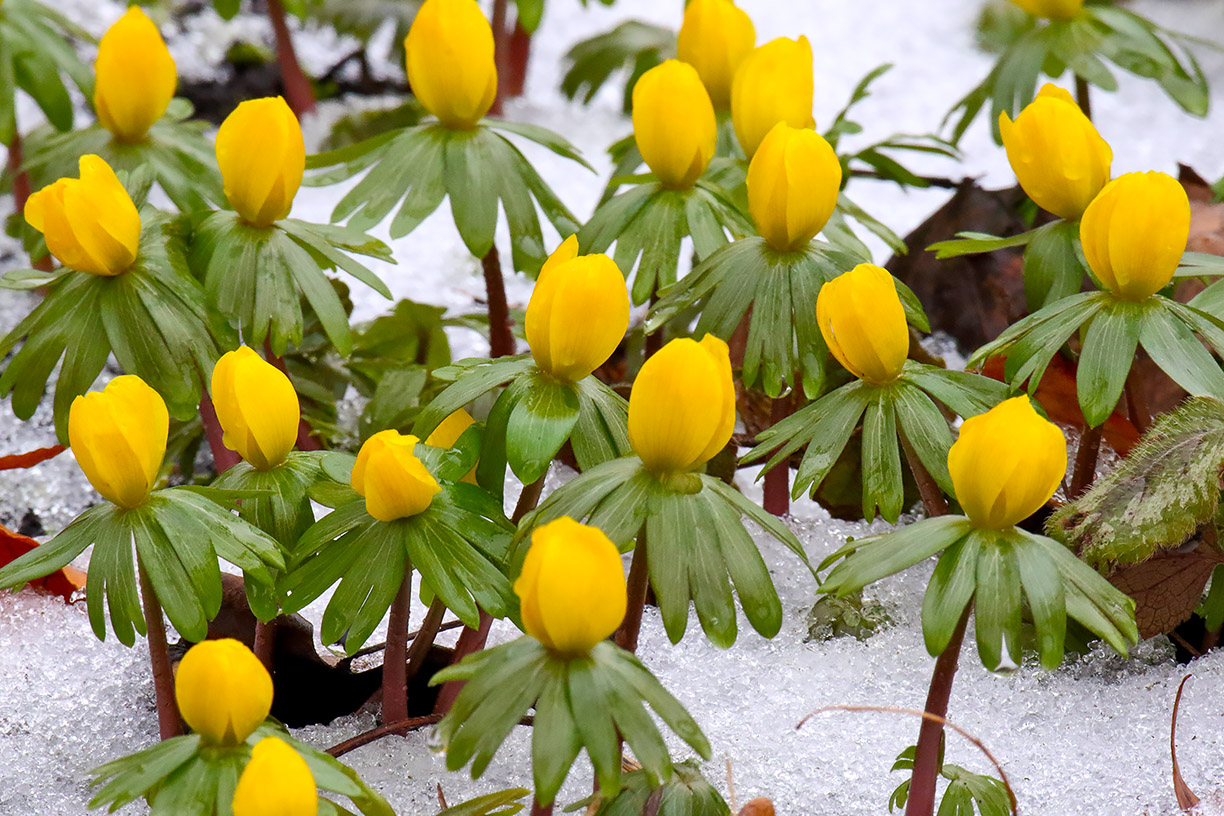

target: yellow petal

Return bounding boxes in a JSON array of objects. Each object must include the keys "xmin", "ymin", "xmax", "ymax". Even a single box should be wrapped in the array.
[
  {"xmin": 68, "ymin": 375, "xmax": 167, "ymax": 509},
  {"xmin": 632, "ymin": 60, "xmax": 717, "ymax": 189},
  {"xmin": 731, "ymin": 36, "xmax": 814, "ymax": 159},
  {"xmin": 216, "ymin": 97, "xmax": 304, "ymax": 227},
  {"xmin": 352, "ymin": 431, "xmax": 440, "ymax": 521},
  {"xmin": 425, "ymin": 408, "xmax": 478, "ymax": 483},
  {"xmin": 404, "ymin": 0, "xmax": 497, "ymax": 129},
  {"xmin": 628, "ymin": 335, "xmax": 735, "ymax": 473},
  {"xmin": 28, "ymin": 156, "xmax": 140, "ymax": 276},
  {"xmin": 816, "ymin": 264, "xmax": 909, "ymax": 384},
  {"xmin": 1009, "ymin": 0, "xmax": 1085, "ymax": 20},
  {"xmin": 175, "ymin": 639, "xmax": 272, "ymax": 745},
  {"xmin": 676, "ymin": 0, "xmax": 755, "ymax": 109},
  {"xmin": 212, "ymin": 346, "xmax": 300, "ymax": 470},
  {"xmin": 94, "ymin": 7, "xmax": 176, "ymax": 142},
  {"xmin": 747, "ymin": 123, "xmax": 840, "ymax": 251},
  {"xmin": 532, "ymin": 254, "xmax": 630, "ymax": 381},
  {"xmin": 947, "ymin": 396, "xmax": 1067, "ymax": 529},
  {"xmin": 233, "ymin": 737, "xmax": 317, "ymax": 816},
  {"xmin": 514, "ymin": 517, "xmax": 626, "ymax": 655}
]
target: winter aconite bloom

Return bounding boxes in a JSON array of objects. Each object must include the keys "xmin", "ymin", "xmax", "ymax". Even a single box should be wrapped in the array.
[
  {"xmin": 351, "ymin": 430, "xmax": 441, "ymax": 522},
  {"xmin": 232, "ymin": 737, "xmax": 317, "ymax": 816},
  {"xmin": 747, "ymin": 122, "xmax": 841, "ymax": 252},
  {"xmin": 525, "ymin": 235, "xmax": 631, "ymax": 382},
  {"xmin": 1009, "ymin": 0, "xmax": 1084, "ymax": 20},
  {"xmin": 514, "ymin": 517, "xmax": 627, "ymax": 656},
  {"xmin": 1080, "ymin": 171, "xmax": 1191, "ymax": 301},
  {"xmin": 94, "ymin": 7, "xmax": 176, "ymax": 143},
  {"xmin": 629, "ymin": 335, "xmax": 735, "ymax": 474},
  {"xmin": 731, "ymin": 36, "xmax": 814, "ymax": 158},
  {"xmin": 632, "ymin": 60, "xmax": 717, "ymax": 189},
  {"xmin": 25, "ymin": 155, "xmax": 141, "ymax": 276},
  {"xmin": 425, "ymin": 408, "xmax": 478, "ymax": 484},
  {"xmin": 215, "ymin": 97, "xmax": 304, "ymax": 228},
  {"xmin": 677, "ymin": 0, "xmax": 755, "ymax": 110},
  {"xmin": 999, "ymin": 84, "xmax": 1111, "ymax": 220},
  {"xmin": 404, "ymin": 0, "xmax": 497, "ymax": 129},
  {"xmin": 68, "ymin": 375, "xmax": 167, "ymax": 509},
  {"xmin": 817, "ymin": 264, "xmax": 909, "ymax": 385},
  {"xmin": 175, "ymin": 639, "xmax": 273, "ymax": 746},
  {"xmin": 211, "ymin": 346, "xmax": 300, "ymax": 470},
  {"xmin": 947, "ymin": 396, "xmax": 1067, "ymax": 529}
]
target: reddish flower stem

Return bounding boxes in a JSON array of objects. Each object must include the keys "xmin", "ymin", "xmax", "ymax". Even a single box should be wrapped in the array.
[
  {"xmin": 138, "ymin": 561, "xmax": 184, "ymax": 740},
  {"xmin": 267, "ymin": 0, "xmax": 316, "ymax": 117},
  {"xmin": 199, "ymin": 388, "xmax": 241, "ymax": 474},
  {"xmin": 763, "ymin": 395, "xmax": 792, "ymax": 516},
  {"xmin": 482, "ymin": 246, "xmax": 515, "ymax": 358},
  {"xmin": 382, "ymin": 567, "xmax": 413, "ymax": 724},
  {"xmin": 614, "ymin": 531, "xmax": 649, "ymax": 654}
]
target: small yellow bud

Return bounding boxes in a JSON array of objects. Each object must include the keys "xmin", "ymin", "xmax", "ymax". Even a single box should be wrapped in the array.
[
  {"xmin": 677, "ymin": 0, "xmax": 755, "ymax": 110},
  {"xmin": 233, "ymin": 737, "xmax": 317, "ymax": 816},
  {"xmin": 999, "ymin": 84, "xmax": 1111, "ymax": 220},
  {"xmin": 525, "ymin": 235, "xmax": 630, "ymax": 382},
  {"xmin": 514, "ymin": 517, "xmax": 627, "ymax": 656},
  {"xmin": 94, "ymin": 7, "xmax": 176, "ymax": 143},
  {"xmin": 731, "ymin": 36, "xmax": 814, "ymax": 159},
  {"xmin": 817, "ymin": 264, "xmax": 910, "ymax": 385},
  {"xmin": 68, "ymin": 375, "xmax": 167, "ymax": 509},
  {"xmin": 632, "ymin": 60, "xmax": 717, "ymax": 189},
  {"xmin": 211, "ymin": 346, "xmax": 300, "ymax": 470},
  {"xmin": 947, "ymin": 396, "xmax": 1067, "ymax": 529},
  {"xmin": 175, "ymin": 639, "xmax": 273, "ymax": 746},
  {"xmin": 747, "ymin": 122, "xmax": 841, "ymax": 252},
  {"xmin": 1080, "ymin": 171, "xmax": 1190, "ymax": 301},
  {"xmin": 1009, "ymin": 0, "xmax": 1084, "ymax": 20},
  {"xmin": 628, "ymin": 335, "xmax": 735, "ymax": 474},
  {"xmin": 424, "ymin": 408, "xmax": 478, "ymax": 484},
  {"xmin": 25, "ymin": 155, "xmax": 141, "ymax": 276},
  {"xmin": 404, "ymin": 0, "xmax": 497, "ymax": 130},
  {"xmin": 215, "ymin": 97, "xmax": 304, "ymax": 228},
  {"xmin": 351, "ymin": 430, "xmax": 441, "ymax": 522}
]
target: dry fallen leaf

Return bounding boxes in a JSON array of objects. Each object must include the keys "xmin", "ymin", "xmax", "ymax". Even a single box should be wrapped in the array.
[
  {"xmin": 1172, "ymin": 674, "xmax": 1201, "ymax": 812},
  {"xmin": 0, "ymin": 525, "xmax": 85, "ymax": 602}
]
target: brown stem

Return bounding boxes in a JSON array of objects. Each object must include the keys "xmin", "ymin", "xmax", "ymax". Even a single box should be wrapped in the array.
[
  {"xmin": 199, "ymin": 388, "xmax": 241, "ymax": 474},
  {"xmin": 1068, "ymin": 423, "xmax": 1103, "ymax": 500},
  {"xmin": 253, "ymin": 619, "xmax": 277, "ymax": 674},
  {"xmin": 614, "ymin": 530, "xmax": 649, "ymax": 654},
  {"xmin": 382, "ymin": 567, "xmax": 413, "ymax": 724},
  {"xmin": 481, "ymin": 246, "xmax": 515, "ymax": 358},
  {"xmin": 264, "ymin": 341, "xmax": 322, "ymax": 451},
  {"xmin": 434, "ymin": 473, "xmax": 547, "ymax": 713},
  {"xmin": 1125, "ymin": 370, "xmax": 1151, "ymax": 437},
  {"xmin": 326, "ymin": 714, "xmax": 444, "ymax": 757},
  {"xmin": 904, "ymin": 607, "xmax": 971, "ymax": 816},
  {"xmin": 1074, "ymin": 74, "xmax": 1092, "ymax": 120},
  {"xmin": 138, "ymin": 561, "xmax": 184, "ymax": 740},
  {"xmin": 763, "ymin": 395, "xmax": 792, "ymax": 517},
  {"xmin": 267, "ymin": 0, "xmax": 317, "ymax": 116},
  {"xmin": 899, "ymin": 430, "xmax": 949, "ymax": 517},
  {"xmin": 530, "ymin": 799, "xmax": 554, "ymax": 816},
  {"xmin": 489, "ymin": 0, "xmax": 509, "ymax": 116},
  {"xmin": 403, "ymin": 597, "xmax": 447, "ymax": 685},
  {"xmin": 505, "ymin": 21, "xmax": 532, "ymax": 99},
  {"xmin": 7, "ymin": 133, "xmax": 52, "ymax": 273}
]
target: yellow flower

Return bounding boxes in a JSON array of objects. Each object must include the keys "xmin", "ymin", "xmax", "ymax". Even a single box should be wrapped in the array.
[
  {"xmin": 677, "ymin": 0, "xmax": 755, "ymax": 110},
  {"xmin": 947, "ymin": 396, "xmax": 1067, "ymax": 529},
  {"xmin": 999, "ymin": 84, "xmax": 1111, "ymax": 220},
  {"xmin": 731, "ymin": 36, "xmax": 814, "ymax": 158},
  {"xmin": 93, "ymin": 7, "xmax": 176, "ymax": 143},
  {"xmin": 525, "ymin": 235, "xmax": 631, "ymax": 382},
  {"xmin": 632, "ymin": 60, "xmax": 717, "ymax": 189},
  {"xmin": 425, "ymin": 408, "xmax": 478, "ymax": 484},
  {"xmin": 351, "ymin": 430, "xmax": 441, "ymax": 522},
  {"xmin": 404, "ymin": 0, "xmax": 497, "ymax": 129},
  {"xmin": 175, "ymin": 639, "xmax": 273, "ymax": 746},
  {"xmin": 1009, "ymin": 0, "xmax": 1084, "ymax": 20},
  {"xmin": 514, "ymin": 517, "xmax": 627, "ymax": 656},
  {"xmin": 25, "ymin": 155, "xmax": 140, "ymax": 276},
  {"xmin": 747, "ymin": 122, "xmax": 841, "ymax": 252},
  {"xmin": 211, "ymin": 346, "xmax": 300, "ymax": 470},
  {"xmin": 817, "ymin": 264, "xmax": 910, "ymax": 385},
  {"xmin": 628, "ymin": 335, "xmax": 735, "ymax": 474},
  {"xmin": 1080, "ymin": 171, "xmax": 1190, "ymax": 301},
  {"xmin": 215, "ymin": 97, "xmax": 304, "ymax": 228},
  {"xmin": 233, "ymin": 737, "xmax": 317, "ymax": 816},
  {"xmin": 68, "ymin": 375, "xmax": 167, "ymax": 509}
]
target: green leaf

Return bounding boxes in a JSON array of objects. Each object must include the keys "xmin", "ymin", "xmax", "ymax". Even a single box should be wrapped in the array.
[
  {"xmin": 821, "ymin": 516, "xmax": 974, "ymax": 595},
  {"xmin": 1138, "ymin": 305, "xmax": 1224, "ymax": 400},
  {"xmin": 505, "ymin": 375, "xmax": 581, "ymax": 484},
  {"xmin": 1023, "ymin": 218, "xmax": 1086, "ymax": 310},
  {"xmin": 921, "ymin": 535, "xmax": 980, "ymax": 656},
  {"xmin": 560, "ymin": 21, "xmax": 675, "ymax": 110},
  {"xmin": 1013, "ymin": 534, "xmax": 1066, "ymax": 670},
  {"xmin": 892, "ymin": 381, "xmax": 955, "ymax": 495},
  {"xmin": 972, "ymin": 532, "xmax": 1022, "ymax": 672},
  {"xmin": 1075, "ymin": 299, "xmax": 1142, "ymax": 428},
  {"xmin": 927, "ymin": 228, "xmax": 1041, "ymax": 259},
  {"xmin": 862, "ymin": 393, "xmax": 904, "ymax": 523}
]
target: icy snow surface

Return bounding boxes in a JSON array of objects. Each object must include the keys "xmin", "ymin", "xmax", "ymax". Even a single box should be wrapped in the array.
[{"xmin": 5, "ymin": 0, "xmax": 1224, "ymax": 814}]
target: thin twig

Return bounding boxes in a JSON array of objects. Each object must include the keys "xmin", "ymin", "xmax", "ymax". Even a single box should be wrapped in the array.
[
  {"xmin": 342, "ymin": 619, "xmax": 466, "ymax": 662},
  {"xmin": 326, "ymin": 714, "xmax": 535, "ymax": 758},
  {"xmin": 797, "ymin": 703, "xmax": 1017, "ymax": 815},
  {"xmin": 1172, "ymin": 675, "xmax": 1201, "ymax": 811},
  {"xmin": 403, "ymin": 597, "xmax": 448, "ymax": 685}
]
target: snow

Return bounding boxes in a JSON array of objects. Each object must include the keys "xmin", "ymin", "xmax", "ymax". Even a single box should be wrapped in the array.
[{"xmin": 5, "ymin": 0, "xmax": 1224, "ymax": 814}]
